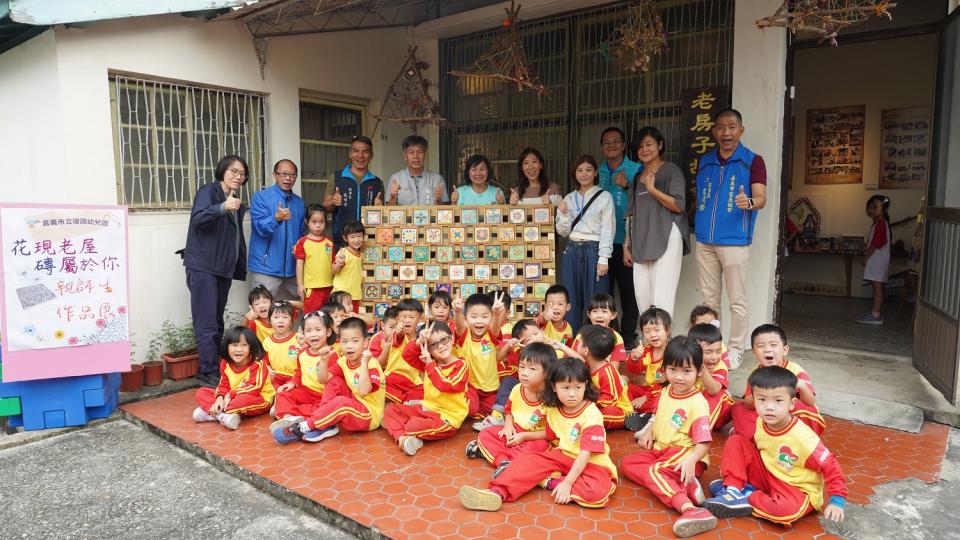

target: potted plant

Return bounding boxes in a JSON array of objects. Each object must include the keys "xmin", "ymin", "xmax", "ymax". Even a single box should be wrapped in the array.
[
  {"xmin": 149, "ymin": 319, "xmax": 199, "ymax": 381},
  {"xmin": 120, "ymin": 339, "xmax": 144, "ymax": 392}
]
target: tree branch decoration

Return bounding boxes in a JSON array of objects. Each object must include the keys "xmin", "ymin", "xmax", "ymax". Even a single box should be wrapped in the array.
[
  {"xmin": 608, "ymin": 0, "xmax": 666, "ymax": 73},
  {"xmin": 756, "ymin": 1, "xmax": 897, "ymax": 46},
  {"xmin": 373, "ymin": 45, "xmax": 451, "ymax": 137},
  {"xmin": 448, "ymin": 0, "xmax": 548, "ymax": 97}
]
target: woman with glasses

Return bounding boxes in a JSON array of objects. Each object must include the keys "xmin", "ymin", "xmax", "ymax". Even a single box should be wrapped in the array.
[
  {"xmin": 181, "ymin": 155, "xmax": 250, "ymax": 388},
  {"xmin": 248, "ymin": 159, "xmax": 306, "ymax": 301}
]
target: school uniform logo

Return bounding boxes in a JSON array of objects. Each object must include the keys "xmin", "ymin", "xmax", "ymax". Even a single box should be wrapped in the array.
[
  {"xmin": 479, "ymin": 340, "xmax": 494, "ymax": 355},
  {"xmin": 287, "ymin": 345, "xmax": 298, "ymax": 360},
  {"xmin": 568, "ymin": 422, "xmax": 582, "ymax": 443},
  {"xmin": 778, "ymin": 445, "xmax": 799, "ymax": 471},
  {"xmin": 352, "ymin": 371, "xmax": 360, "ymax": 388},
  {"xmin": 670, "ymin": 408, "xmax": 688, "ymax": 430},
  {"xmin": 529, "ymin": 408, "xmax": 544, "ymax": 426}
]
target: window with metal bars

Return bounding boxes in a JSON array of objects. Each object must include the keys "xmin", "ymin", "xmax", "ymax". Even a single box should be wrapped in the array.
[
  {"xmin": 299, "ymin": 98, "xmax": 366, "ymax": 206},
  {"xmin": 439, "ymin": 0, "xmax": 733, "ymax": 193},
  {"xmin": 109, "ymin": 75, "xmax": 266, "ymax": 209}
]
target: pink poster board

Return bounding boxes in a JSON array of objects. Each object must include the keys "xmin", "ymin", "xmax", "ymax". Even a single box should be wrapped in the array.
[{"xmin": 0, "ymin": 203, "xmax": 131, "ymax": 381}]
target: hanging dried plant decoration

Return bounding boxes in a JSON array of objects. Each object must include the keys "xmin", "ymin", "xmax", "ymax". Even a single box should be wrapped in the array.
[
  {"xmin": 756, "ymin": 1, "xmax": 897, "ymax": 46},
  {"xmin": 448, "ymin": 0, "xmax": 548, "ymax": 96},
  {"xmin": 608, "ymin": 0, "xmax": 667, "ymax": 73},
  {"xmin": 373, "ymin": 45, "xmax": 451, "ymax": 137}
]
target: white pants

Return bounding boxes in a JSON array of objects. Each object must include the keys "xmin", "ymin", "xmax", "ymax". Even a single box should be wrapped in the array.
[
  {"xmin": 248, "ymin": 271, "xmax": 299, "ymax": 301},
  {"xmin": 632, "ymin": 224, "xmax": 684, "ymax": 319}
]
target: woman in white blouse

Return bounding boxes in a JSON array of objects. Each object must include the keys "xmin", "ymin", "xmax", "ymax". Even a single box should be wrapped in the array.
[
  {"xmin": 509, "ymin": 147, "xmax": 562, "ymax": 206},
  {"xmin": 556, "ymin": 154, "xmax": 616, "ymax": 332}
]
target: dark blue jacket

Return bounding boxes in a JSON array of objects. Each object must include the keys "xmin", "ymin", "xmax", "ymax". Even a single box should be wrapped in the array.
[
  {"xmin": 182, "ymin": 181, "xmax": 247, "ymax": 280},
  {"xmin": 694, "ymin": 144, "xmax": 758, "ymax": 246},
  {"xmin": 248, "ymin": 184, "xmax": 305, "ymax": 278},
  {"xmin": 332, "ymin": 165, "xmax": 383, "ymax": 243}
]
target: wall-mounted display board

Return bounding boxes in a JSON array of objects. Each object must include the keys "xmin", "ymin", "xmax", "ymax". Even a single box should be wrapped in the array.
[
  {"xmin": 805, "ymin": 105, "xmax": 865, "ymax": 185},
  {"xmin": 879, "ymin": 106, "xmax": 931, "ymax": 190}
]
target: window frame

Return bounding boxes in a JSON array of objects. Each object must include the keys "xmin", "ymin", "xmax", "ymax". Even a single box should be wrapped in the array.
[{"xmin": 298, "ymin": 95, "xmax": 368, "ymax": 201}]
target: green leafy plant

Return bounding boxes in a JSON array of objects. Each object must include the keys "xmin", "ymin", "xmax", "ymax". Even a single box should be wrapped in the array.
[{"xmin": 147, "ymin": 319, "xmax": 197, "ymax": 359}]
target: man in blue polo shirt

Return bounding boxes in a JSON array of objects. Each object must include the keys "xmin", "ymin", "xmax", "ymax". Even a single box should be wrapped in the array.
[
  {"xmin": 324, "ymin": 135, "xmax": 384, "ymax": 250},
  {"xmin": 598, "ymin": 126, "xmax": 642, "ymax": 348},
  {"xmin": 248, "ymin": 159, "xmax": 306, "ymax": 300}
]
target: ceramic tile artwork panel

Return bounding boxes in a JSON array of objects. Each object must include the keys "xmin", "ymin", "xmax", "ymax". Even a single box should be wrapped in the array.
[{"xmin": 360, "ymin": 206, "xmax": 556, "ymax": 317}]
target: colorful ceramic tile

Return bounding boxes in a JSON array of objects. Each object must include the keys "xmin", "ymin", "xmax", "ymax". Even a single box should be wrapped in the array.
[
  {"xmin": 474, "ymin": 264, "xmax": 491, "ymax": 280},
  {"xmin": 533, "ymin": 283, "xmax": 550, "ymax": 299},
  {"xmin": 411, "ymin": 283, "xmax": 429, "ymax": 300},
  {"xmin": 437, "ymin": 209, "xmax": 454, "ymax": 224},
  {"xmin": 533, "ymin": 207, "xmax": 550, "ymax": 224},
  {"xmin": 509, "ymin": 208, "xmax": 526, "ymax": 224},
  {"xmin": 425, "ymin": 228, "xmax": 442, "ymax": 244},
  {"xmin": 387, "ymin": 246, "xmax": 405, "ymax": 262},
  {"xmin": 364, "ymin": 246, "xmax": 382, "ymax": 262},
  {"xmin": 474, "ymin": 227, "xmax": 490, "ymax": 243},
  {"xmin": 524, "ymin": 301, "xmax": 541, "ymax": 317},
  {"xmin": 362, "ymin": 283, "xmax": 380, "ymax": 300},
  {"xmin": 523, "ymin": 226, "xmax": 540, "ymax": 242},
  {"xmin": 450, "ymin": 227, "xmax": 466, "ymax": 243},
  {"xmin": 437, "ymin": 246, "xmax": 454, "ymax": 263},
  {"xmin": 387, "ymin": 283, "xmax": 404, "ymax": 299},
  {"xmin": 448, "ymin": 264, "xmax": 466, "ymax": 281},
  {"xmin": 436, "ymin": 283, "xmax": 452, "ymax": 294},
  {"xmin": 497, "ymin": 226, "xmax": 515, "ymax": 242},
  {"xmin": 509, "ymin": 282, "xmax": 525, "ymax": 299},
  {"xmin": 399, "ymin": 265, "xmax": 417, "ymax": 281},
  {"xmin": 499, "ymin": 264, "xmax": 516, "ymax": 280},
  {"xmin": 484, "ymin": 284, "xmax": 503, "ymax": 295},
  {"xmin": 484, "ymin": 245, "xmax": 502, "ymax": 261},
  {"xmin": 364, "ymin": 209, "xmax": 382, "ymax": 226},
  {"xmin": 389, "ymin": 210, "xmax": 405, "ymax": 224},
  {"xmin": 533, "ymin": 244, "xmax": 551, "ymax": 260},
  {"xmin": 413, "ymin": 246, "xmax": 430, "ymax": 262},
  {"xmin": 375, "ymin": 264, "xmax": 392, "ymax": 281},
  {"xmin": 401, "ymin": 228, "xmax": 418, "ymax": 244},
  {"xmin": 484, "ymin": 208, "xmax": 502, "ymax": 224},
  {"xmin": 460, "ymin": 208, "xmax": 478, "ymax": 225},
  {"xmin": 508, "ymin": 245, "xmax": 525, "ymax": 261},
  {"xmin": 424, "ymin": 265, "xmax": 441, "ymax": 281},
  {"xmin": 413, "ymin": 209, "xmax": 430, "ymax": 226},
  {"xmin": 461, "ymin": 245, "xmax": 478, "ymax": 261},
  {"xmin": 376, "ymin": 228, "xmax": 393, "ymax": 244},
  {"xmin": 524, "ymin": 262, "xmax": 542, "ymax": 280},
  {"xmin": 459, "ymin": 283, "xmax": 477, "ymax": 297},
  {"xmin": 375, "ymin": 303, "xmax": 390, "ymax": 318}
]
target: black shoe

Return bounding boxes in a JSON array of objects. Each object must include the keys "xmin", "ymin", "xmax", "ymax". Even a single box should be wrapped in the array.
[
  {"xmin": 624, "ymin": 413, "xmax": 651, "ymax": 432},
  {"xmin": 465, "ymin": 440, "xmax": 483, "ymax": 459},
  {"xmin": 197, "ymin": 371, "xmax": 219, "ymax": 388}
]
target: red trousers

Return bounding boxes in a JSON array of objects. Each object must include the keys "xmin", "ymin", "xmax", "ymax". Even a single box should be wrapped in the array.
[
  {"xmin": 621, "ymin": 446, "xmax": 707, "ymax": 512},
  {"xmin": 382, "ymin": 403, "xmax": 459, "ymax": 441},
  {"xmin": 720, "ymin": 433, "xmax": 814, "ymax": 525},
  {"xmin": 308, "ymin": 396, "xmax": 375, "ymax": 431},
  {"xmin": 627, "ymin": 384, "xmax": 660, "ymax": 414},
  {"xmin": 273, "ymin": 386, "xmax": 325, "ymax": 418},
  {"xmin": 731, "ymin": 402, "xmax": 826, "ymax": 437},
  {"xmin": 598, "ymin": 404, "xmax": 626, "ymax": 429},
  {"xmin": 705, "ymin": 391, "xmax": 734, "ymax": 429},
  {"xmin": 466, "ymin": 386, "xmax": 497, "ymax": 419},
  {"xmin": 270, "ymin": 372, "xmax": 293, "ymax": 389},
  {"xmin": 195, "ymin": 387, "xmax": 271, "ymax": 416},
  {"xmin": 488, "ymin": 448, "xmax": 616, "ymax": 508},
  {"xmin": 303, "ymin": 286, "xmax": 332, "ymax": 314},
  {"xmin": 385, "ymin": 373, "xmax": 420, "ymax": 404},
  {"xmin": 477, "ymin": 426, "xmax": 551, "ymax": 466}
]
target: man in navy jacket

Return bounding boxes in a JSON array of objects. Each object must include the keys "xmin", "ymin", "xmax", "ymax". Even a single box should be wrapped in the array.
[
  {"xmin": 248, "ymin": 159, "xmax": 306, "ymax": 300},
  {"xmin": 324, "ymin": 136, "xmax": 384, "ymax": 251}
]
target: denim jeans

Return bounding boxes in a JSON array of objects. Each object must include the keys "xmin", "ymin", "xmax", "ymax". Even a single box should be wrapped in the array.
[{"xmin": 560, "ymin": 239, "xmax": 609, "ymax": 333}]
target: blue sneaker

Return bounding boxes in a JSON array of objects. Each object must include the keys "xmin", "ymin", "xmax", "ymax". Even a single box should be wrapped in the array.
[
  {"xmin": 703, "ymin": 486, "xmax": 754, "ymax": 518},
  {"xmin": 302, "ymin": 424, "xmax": 339, "ymax": 443},
  {"xmin": 709, "ymin": 479, "xmax": 724, "ymax": 497},
  {"xmin": 856, "ymin": 312, "xmax": 883, "ymax": 325},
  {"xmin": 270, "ymin": 416, "xmax": 305, "ymax": 445}
]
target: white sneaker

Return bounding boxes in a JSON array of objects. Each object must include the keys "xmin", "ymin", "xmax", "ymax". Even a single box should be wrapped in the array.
[
  {"xmin": 691, "ymin": 480, "xmax": 705, "ymax": 505},
  {"xmin": 400, "ymin": 436, "xmax": 423, "ymax": 456},
  {"xmin": 269, "ymin": 405, "xmax": 276, "ymax": 418},
  {"xmin": 192, "ymin": 407, "xmax": 215, "ymax": 422},
  {"xmin": 217, "ymin": 412, "xmax": 241, "ymax": 430},
  {"xmin": 472, "ymin": 414, "xmax": 505, "ymax": 432},
  {"xmin": 728, "ymin": 352, "xmax": 743, "ymax": 370},
  {"xmin": 634, "ymin": 415, "xmax": 656, "ymax": 440}
]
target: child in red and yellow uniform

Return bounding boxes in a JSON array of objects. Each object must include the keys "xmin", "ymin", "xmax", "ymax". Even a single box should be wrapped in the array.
[
  {"xmin": 261, "ymin": 301, "xmax": 300, "ymax": 389},
  {"xmin": 581, "ymin": 294, "xmax": 627, "ymax": 365},
  {"xmin": 459, "ymin": 358, "xmax": 617, "ymax": 511},
  {"xmin": 331, "ymin": 221, "xmax": 364, "ymax": 312},
  {"xmin": 622, "ymin": 336, "xmax": 718, "ymax": 538},
  {"xmin": 193, "ymin": 326, "xmax": 275, "ymax": 430},
  {"xmin": 371, "ymin": 299, "xmax": 424, "ymax": 404},
  {"xmin": 624, "ymin": 307, "xmax": 673, "ymax": 416},
  {"xmin": 467, "ymin": 342, "xmax": 555, "ymax": 470},
  {"xmin": 689, "ymin": 323, "xmax": 735, "ymax": 429},
  {"xmin": 452, "ymin": 292, "xmax": 508, "ymax": 418},
  {"xmin": 294, "ymin": 205, "xmax": 336, "ymax": 313},
  {"xmin": 244, "ymin": 285, "xmax": 275, "ymax": 343},
  {"xmin": 731, "ymin": 324, "xmax": 826, "ymax": 436},
  {"xmin": 272, "ymin": 311, "xmax": 337, "ymax": 420},
  {"xmin": 575, "ymin": 325, "xmax": 632, "ymax": 429},
  {"xmin": 536, "ymin": 285, "xmax": 574, "ymax": 347},
  {"xmin": 704, "ymin": 366, "xmax": 847, "ymax": 527},
  {"xmin": 383, "ymin": 322, "xmax": 469, "ymax": 455}
]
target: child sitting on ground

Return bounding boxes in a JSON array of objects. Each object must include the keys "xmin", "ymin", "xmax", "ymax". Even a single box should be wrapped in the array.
[
  {"xmin": 577, "ymin": 325, "xmax": 631, "ymax": 430},
  {"xmin": 295, "ymin": 204, "xmax": 336, "ymax": 313},
  {"xmin": 703, "ymin": 366, "xmax": 847, "ymax": 526},
  {"xmin": 320, "ymin": 300, "xmax": 348, "ymax": 335},
  {"xmin": 329, "ymin": 290, "xmax": 374, "ymax": 329},
  {"xmin": 623, "ymin": 307, "xmax": 672, "ymax": 430},
  {"xmin": 272, "ymin": 311, "xmax": 336, "ymax": 425},
  {"xmin": 466, "ymin": 342, "xmax": 554, "ymax": 476},
  {"xmin": 688, "ymin": 323, "xmax": 735, "ymax": 430},
  {"xmin": 193, "ymin": 326, "xmax": 275, "ymax": 430},
  {"xmin": 621, "ymin": 336, "xmax": 716, "ymax": 538},
  {"xmin": 244, "ymin": 285, "xmax": 275, "ymax": 343},
  {"xmin": 371, "ymin": 299, "xmax": 424, "ymax": 404},
  {"xmin": 271, "ymin": 317, "xmax": 385, "ymax": 444},
  {"xmin": 689, "ymin": 305, "xmax": 730, "ymax": 369},
  {"xmin": 383, "ymin": 322, "xmax": 469, "ymax": 456},
  {"xmin": 536, "ymin": 285, "xmax": 574, "ymax": 346},
  {"xmin": 458, "ymin": 357, "xmax": 618, "ymax": 511},
  {"xmin": 574, "ymin": 294, "xmax": 627, "ymax": 365},
  {"xmin": 261, "ymin": 301, "xmax": 300, "ymax": 391},
  {"xmin": 452, "ymin": 292, "xmax": 508, "ymax": 419},
  {"xmin": 331, "ymin": 220, "xmax": 365, "ymax": 313},
  {"xmin": 418, "ymin": 289, "xmax": 455, "ymax": 334},
  {"xmin": 730, "ymin": 324, "xmax": 826, "ymax": 436},
  {"xmin": 370, "ymin": 307, "xmax": 399, "ymax": 367}
]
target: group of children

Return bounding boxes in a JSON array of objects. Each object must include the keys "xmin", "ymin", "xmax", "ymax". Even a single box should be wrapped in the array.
[{"xmin": 192, "ymin": 276, "xmax": 847, "ymax": 537}]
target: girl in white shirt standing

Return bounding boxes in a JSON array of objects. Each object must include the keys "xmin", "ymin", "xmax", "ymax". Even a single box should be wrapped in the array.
[
  {"xmin": 556, "ymin": 155, "xmax": 615, "ymax": 333},
  {"xmin": 857, "ymin": 195, "xmax": 891, "ymax": 325}
]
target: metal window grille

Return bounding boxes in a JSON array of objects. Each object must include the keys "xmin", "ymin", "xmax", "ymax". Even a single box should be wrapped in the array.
[
  {"xmin": 439, "ymin": 0, "xmax": 734, "ymax": 192},
  {"xmin": 110, "ymin": 75, "xmax": 266, "ymax": 209},
  {"xmin": 299, "ymin": 98, "xmax": 366, "ymax": 205}
]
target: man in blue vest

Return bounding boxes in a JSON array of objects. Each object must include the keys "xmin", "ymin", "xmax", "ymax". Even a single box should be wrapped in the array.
[
  {"xmin": 324, "ymin": 135, "xmax": 384, "ymax": 251},
  {"xmin": 694, "ymin": 109, "xmax": 767, "ymax": 369},
  {"xmin": 248, "ymin": 159, "xmax": 306, "ymax": 300}
]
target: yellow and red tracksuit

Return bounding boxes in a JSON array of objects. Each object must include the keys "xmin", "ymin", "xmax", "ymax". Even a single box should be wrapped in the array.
[
  {"xmin": 293, "ymin": 235, "xmax": 335, "ymax": 313},
  {"xmin": 305, "ymin": 351, "xmax": 386, "ymax": 432},
  {"xmin": 371, "ymin": 332, "xmax": 422, "ymax": 403},
  {"xmin": 591, "ymin": 361, "xmax": 633, "ymax": 429},
  {"xmin": 273, "ymin": 348, "xmax": 335, "ymax": 418},
  {"xmin": 477, "ymin": 384, "xmax": 550, "ymax": 466},
  {"xmin": 697, "ymin": 361, "xmax": 735, "ymax": 429},
  {"xmin": 454, "ymin": 328, "xmax": 503, "ymax": 418},
  {"xmin": 624, "ymin": 345, "xmax": 664, "ymax": 414},
  {"xmin": 195, "ymin": 358, "xmax": 275, "ymax": 416},
  {"xmin": 732, "ymin": 359, "xmax": 826, "ymax": 435},
  {"xmin": 382, "ymin": 350, "xmax": 469, "ymax": 442},
  {"xmin": 262, "ymin": 332, "xmax": 300, "ymax": 388}
]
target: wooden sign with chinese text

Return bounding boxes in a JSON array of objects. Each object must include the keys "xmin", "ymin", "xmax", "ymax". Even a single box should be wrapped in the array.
[{"xmin": 680, "ymin": 86, "xmax": 729, "ymax": 224}]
